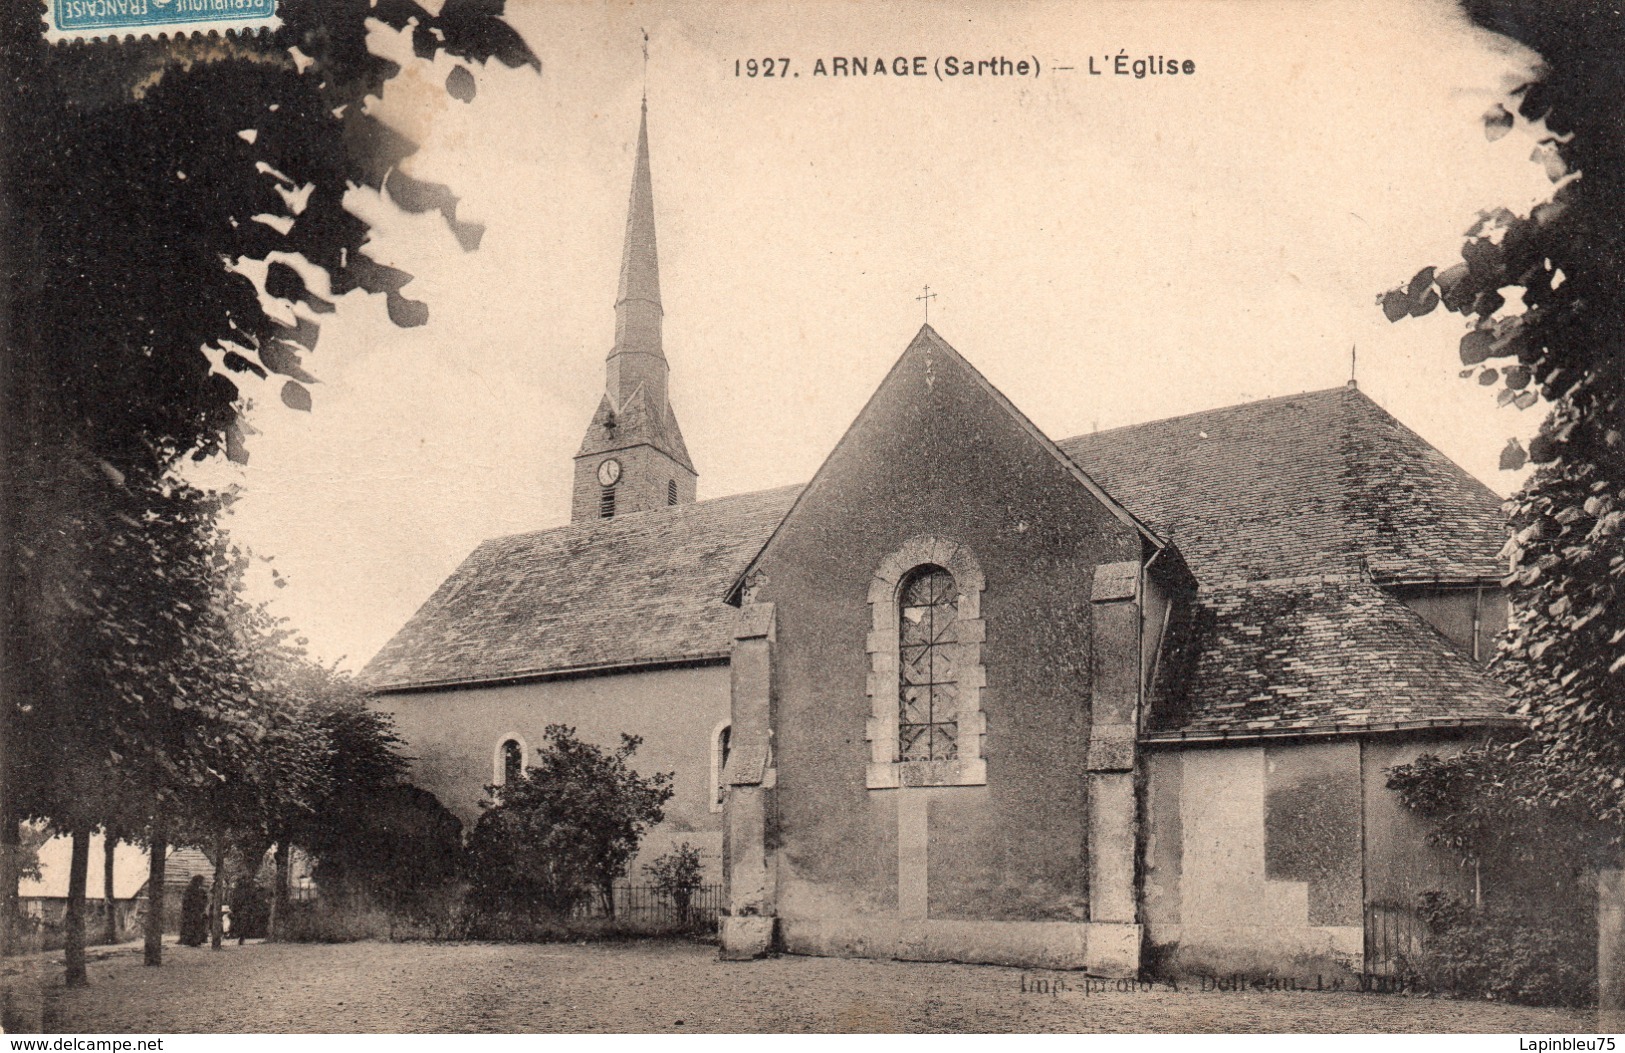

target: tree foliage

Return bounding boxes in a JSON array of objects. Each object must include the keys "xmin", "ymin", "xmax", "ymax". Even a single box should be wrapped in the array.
[
  {"xmin": 1388, "ymin": 740, "xmax": 1612, "ymax": 890},
  {"xmin": 467, "ymin": 726, "xmax": 674, "ymax": 917},
  {"xmin": 293, "ymin": 695, "xmax": 465, "ymax": 912},
  {"xmin": 1380, "ymin": 2, "xmax": 1625, "ymax": 826},
  {"xmin": 4, "ymin": 0, "xmax": 535, "ymax": 476},
  {"xmin": 0, "ymin": 0, "xmax": 535, "ymax": 974},
  {"xmin": 1388, "ymin": 740, "xmax": 1608, "ymax": 1007},
  {"xmin": 643, "ymin": 842, "xmax": 705, "ymax": 917},
  {"xmin": 1410, "ymin": 889, "xmax": 1597, "ymax": 1008},
  {"xmin": 308, "ymin": 783, "xmax": 465, "ymax": 912}
]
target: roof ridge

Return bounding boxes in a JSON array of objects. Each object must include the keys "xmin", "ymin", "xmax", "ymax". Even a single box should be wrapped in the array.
[
  {"xmin": 722, "ymin": 325, "xmax": 1164, "ymax": 604},
  {"xmin": 487, "ymin": 482, "xmax": 805, "ymax": 549},
  {"xmin": 1058, "ymin": 384, "xmax": 1355, "ymax": 446}
]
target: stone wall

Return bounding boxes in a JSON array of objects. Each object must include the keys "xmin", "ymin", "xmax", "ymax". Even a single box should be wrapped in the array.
[
  {"xmin": 571, "ymin": 443, "xmax": 697, "ymax": 524},
  {"xmin": 722, "ymin": 334, "xmax": 1148, "ymax": 973}
]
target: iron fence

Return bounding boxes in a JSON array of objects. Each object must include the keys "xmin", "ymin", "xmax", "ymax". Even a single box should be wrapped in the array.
[
  {"xmin": 569, "ymin": 883, "xmax": 724, "ymax": 931},
  {"xmin": 1364, "ymin": 899, "xmax": 1427, "ymax": 979}
]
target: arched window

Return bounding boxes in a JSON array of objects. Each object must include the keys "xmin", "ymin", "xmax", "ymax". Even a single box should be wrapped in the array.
[
  {"xmin": 709, "ymin": 721, "xmax": 732, "ymax": 812},
  {"xmin": 493, "ymin": 734, "xmax": 527, "ymax": 786},
  {"xmin": 599, "ymin": 484, "xmax": 617, "ymax": 519},
  {"xmin": 898, "ymin": 565, "xmax": 959, "ymax": 761},
  {"xmin": 865, "ymin": 536, "xmax": 987, "ymax": 788},
  {"xmin": 668, "ymin": 479, "xmax": 678, "ymax": 505}
]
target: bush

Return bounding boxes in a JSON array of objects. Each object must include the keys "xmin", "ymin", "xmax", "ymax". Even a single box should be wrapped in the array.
[
  {"xmin": 644, "ymin": 843, "xmax": 704, "ymax": 918},
  {"xmin": 275, "ymin": 886, "xmax": 705, "ymax": 944},
  {"xmin": 467, "ymin": 725, "xmax": 672, "ymax": 918},
  {"xmin": 309, "ymin": 784, "xmax": 466, "ymax": 912},
  {"xmin": 278, "ymin": 894, "xmax": 462, "ymax": 943},
  {"xmin": 1408, "ymin": 892, "xmax": 1596, "ymax": 1008},
  {"xmin": 228, "ymin": 880, "xmax": 271, "ymax": 940},
  {"xmin": 278, "ymin": 899, "xmax": 395, "ymax": 943}
]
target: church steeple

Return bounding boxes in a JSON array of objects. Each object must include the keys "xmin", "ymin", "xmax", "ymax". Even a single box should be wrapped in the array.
[
  {"xmin": 572, "ymin": 101, "xmax": 697, "ymax": 524},
  {"xmin": 608, "ymin": 99, "xmax": 666, "ymax": 410}
]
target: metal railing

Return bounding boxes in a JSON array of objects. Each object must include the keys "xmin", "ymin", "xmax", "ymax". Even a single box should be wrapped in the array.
[
  {"xmin": 569, "ymin": 883, "xmax": 724, "ymax": 931},
  {"xmin": 1364, "ymin": 899, "xmax": 1426, "ymax": 979}
]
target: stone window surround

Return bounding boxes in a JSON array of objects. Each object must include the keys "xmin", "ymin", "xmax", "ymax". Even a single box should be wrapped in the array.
[
  {"xmin": 709, "ymin": 719, "xmax": 732, "ymax": 813},
  {"xmin": 492, "ymin": 732, "xmax": 528, "ymax": 787},
  {"xmin": 866, "ymin": 535, "xmax": 988, "ymax": 789}
]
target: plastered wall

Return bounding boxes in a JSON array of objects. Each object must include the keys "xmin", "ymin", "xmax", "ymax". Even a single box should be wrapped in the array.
[{"xmin": 377, "ymin": 663, "xmax": 731, "ymax": 879}]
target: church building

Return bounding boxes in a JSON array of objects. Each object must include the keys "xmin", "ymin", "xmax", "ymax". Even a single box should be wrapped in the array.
[{"xmin": 364, "ymin": 105, "xmax": 1520, "ymax": 978}]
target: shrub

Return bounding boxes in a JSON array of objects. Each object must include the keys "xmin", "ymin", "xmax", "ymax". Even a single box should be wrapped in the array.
[
  {"xmin": 309, "ymin": 784, "xmax": 466, "ymax": 912},
  {"xmin": 278, "ymin": 899, "xmax": 395, "ymax": 943},
  {"xmin": 467, "ymin": 725, "xmax": 673, "ymax": 918},
  {"xmin": 1408, "ymin": 892, "xmax": 1596, "ymax": 1008},
  {"xmin": 644, "ymin": 843, "xmax": 704, "ymax": 917},
  {"xmin": 228, "ymin": 880, "xmax": 271, "ymax": 940}
]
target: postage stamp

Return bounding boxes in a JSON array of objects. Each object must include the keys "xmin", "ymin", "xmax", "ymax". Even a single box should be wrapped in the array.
[{"xmin": 42, "ymin": 0, "xmax": 279, "ymax": 43}]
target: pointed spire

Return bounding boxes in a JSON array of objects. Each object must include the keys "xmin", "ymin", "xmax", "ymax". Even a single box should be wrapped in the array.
[
  {"xmin": 611, "ymin": 98, "xmax": 664, "ymax": 379},
  {"xmin": 572, "ymin": 99, "xmax": 695, "ymax": 522}
]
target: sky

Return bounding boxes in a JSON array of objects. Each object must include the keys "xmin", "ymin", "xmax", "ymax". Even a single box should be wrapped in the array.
[{"xmin": 188, "ymin": 0, "xmax": 1555, "ymax": 670}]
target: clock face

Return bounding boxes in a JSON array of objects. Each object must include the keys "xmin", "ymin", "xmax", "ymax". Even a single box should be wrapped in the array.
[{"xmin": 597, "ymin": 458, "xmax": 623, "ymax": 487}]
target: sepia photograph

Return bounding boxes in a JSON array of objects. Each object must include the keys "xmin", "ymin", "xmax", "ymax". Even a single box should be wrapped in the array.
[{"xmin": 2, "ymin": 0, "xmax": 1623, "ymax": 1038}]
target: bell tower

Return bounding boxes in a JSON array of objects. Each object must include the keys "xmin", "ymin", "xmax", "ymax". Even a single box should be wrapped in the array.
[{"xmin": 572, "ymin": 100, "xmax": 698, "ymax": 523}]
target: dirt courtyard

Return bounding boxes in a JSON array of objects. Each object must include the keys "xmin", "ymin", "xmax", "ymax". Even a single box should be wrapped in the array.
[{"xmin": 2, "ymin": 939, "xmax": 1597, "ymax": 1034}]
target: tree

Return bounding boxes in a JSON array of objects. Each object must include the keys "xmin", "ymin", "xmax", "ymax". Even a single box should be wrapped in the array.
[
  {"xmin": 0, "ymin": 0, "xmax": 536, "ymax": 978},
  {"xmin": 1388, "ymin": 741, "xmax": 1608, "ymax": 1006},
  {"xmin": 1388, "ymin": 740, "xmax": 1609, "ymax": 903},
  {"xmin": 8, "ymin": 472, "xmax": 250, "ymax": 982},
  {"xmin": 468, "ymin": 726, "xmax": 674, "ymax": 918},
  {"xmin": 1378, "ymin": 1, "xmax": 1625, "ymax": 1022},
  {"xmin": 1379, "ymin": 2, "xmax": 1625, "ymax": 827},
  {"xmin": 292, "ymin": 693, "xmax": 467, "ymax": 914}
]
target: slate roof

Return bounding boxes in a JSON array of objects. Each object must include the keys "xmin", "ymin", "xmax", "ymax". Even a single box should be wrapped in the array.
[
  {"xmin": 157, "ymin": 847, "xmax": 215, "ymax": 891},
  {"xmin": 365, "ymin": 384, "xmax": 1517, "ymax": 737},
  {"xmin": 365, "ymin": 486, "xmax": 799, "ymax": 690},
  {"xmin": 1144, "ymin": 578, "xmax": 1516, "ymax": 741},
  {"xmin": 1056, "ymin": 385, "xmax": 1508, "ymax": 586}
]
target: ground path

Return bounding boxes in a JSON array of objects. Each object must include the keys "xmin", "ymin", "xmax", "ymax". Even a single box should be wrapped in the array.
[{"xmin": 4, "ymin": 939, "xmax": 1597, "ymax": 1033}]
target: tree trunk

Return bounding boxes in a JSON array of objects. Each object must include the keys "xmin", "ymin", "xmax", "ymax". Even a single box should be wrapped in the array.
[
  {"xmin": 144, "ymin": 822, "xmax": 166, "ymax": 967},
  {"xmin": 268, "ymin": 840, "xmax": 290, "ymax": 942},
  {"xmin": 63, "ymin": 824, "xmax": 90, "ymax": 987},
  {"xmin": 101, "ymin": 831, "xmax": 118, "ymax": 945},
  {"xmin": 1600, "ymin": 867, "xmax": 1624, "ymax": 1031},
  {"xmin": 209, "ymin": 827, "xmax": 225, "ymax": 951},
  {"xmin": 0, "ymin": 811, "xmax": 17, "ymax": 958}
]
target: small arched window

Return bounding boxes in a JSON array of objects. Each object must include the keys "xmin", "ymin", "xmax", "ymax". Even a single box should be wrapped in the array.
[
  {"xmin": 668, "ymin": 479, "xmax": 678, "ymax": 506},
  {"xmin": 709, "ymin": 722, "xmax": 732, "ymax": 812},
  {"xmin": 599, "ymin": 484, "xmax": 617, "ymax": 518},
  {"xmin": 898, "ymin": 565, "xmax": 959, "ymax": 761},
  {"xmin": 495, "ymin": 736, "xmax": 525, "ymax": 787}
]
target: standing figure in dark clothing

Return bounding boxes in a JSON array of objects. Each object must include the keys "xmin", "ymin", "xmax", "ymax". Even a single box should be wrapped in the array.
[{"xmin": 178, "ymin": 876, "xmax": 209, "ymax": 947}]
